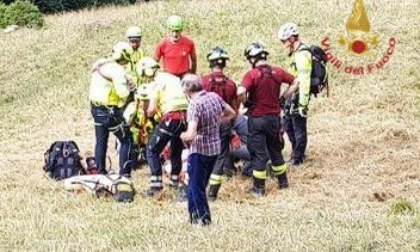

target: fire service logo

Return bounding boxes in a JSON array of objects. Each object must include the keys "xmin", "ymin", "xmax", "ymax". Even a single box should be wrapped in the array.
[{"xmin": 320, "ymin": 0, "xmax": 396, "ymax": 75}]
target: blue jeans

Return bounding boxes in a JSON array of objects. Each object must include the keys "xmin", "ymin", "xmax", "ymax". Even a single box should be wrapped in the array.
[
  {"xmin": 187, "ymin": 153, "xmax": 217, "ymax": 223},
  {"xmin": 91, "ymin": 107, "xmax": 136, "ymax": 176}
]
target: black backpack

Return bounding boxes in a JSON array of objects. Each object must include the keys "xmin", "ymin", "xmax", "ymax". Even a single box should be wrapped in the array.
[
  {"xmin": 43, "ymin": 141, "xmax": 83, "ymax": 180},
  {"xmin": 298, "ymin": 44, "xmax": 329, "ymax": 97}
]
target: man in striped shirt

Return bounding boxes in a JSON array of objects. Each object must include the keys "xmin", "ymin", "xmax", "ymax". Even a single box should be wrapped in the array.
[{"xmin": 180, "ymin": 74, "xmax": 236, "ymax": 226}]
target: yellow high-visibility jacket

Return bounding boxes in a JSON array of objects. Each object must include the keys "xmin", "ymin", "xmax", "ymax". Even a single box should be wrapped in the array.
[
  {"xmin": 89, "ymin": 58, "xmax": 130, "ymax": 107},
  {"xmin": 288, "ymin": 44, "xmax": 312, "ymax": 107},
  {"xmin": 150, "ymin": 72, "xmax": 189, "ymax": 114}
]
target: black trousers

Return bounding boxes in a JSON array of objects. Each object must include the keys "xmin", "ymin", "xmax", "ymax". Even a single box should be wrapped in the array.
[
  {"xmin": 146, "ymin": 117, "xmax": 186, "ymax": 188},
  {"xmin": 91, "ymin": 106, "xmax": 136, "ymax": 176},
  {"xmin": 247, "ymin": 115, "xmax": 285, "ymax": 181},
  {"xmin": 283, "ymin": 112, "xmax": 307, "ymax": 162},
  {"xmin": 209, "ymin": 122, "xmax": 233, "ymax": 186}
]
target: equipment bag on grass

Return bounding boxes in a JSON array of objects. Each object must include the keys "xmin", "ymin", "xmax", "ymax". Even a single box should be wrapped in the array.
[{"xmin": 43, "ymin": 140, "xmax": 83, "ymax": 180}]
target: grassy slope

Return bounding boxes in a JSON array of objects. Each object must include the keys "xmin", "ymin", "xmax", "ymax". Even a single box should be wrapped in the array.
[{"xmin": 0, "ymin": 0, "xmax": 419, "ymax": 251}]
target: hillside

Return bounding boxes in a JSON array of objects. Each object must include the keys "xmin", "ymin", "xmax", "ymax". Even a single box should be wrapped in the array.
[{"xmin": 0, "ymin": 0, "xmax": 419, "ymax": 251}]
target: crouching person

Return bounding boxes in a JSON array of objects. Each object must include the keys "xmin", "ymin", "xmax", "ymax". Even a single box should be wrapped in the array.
[
  {"xmin": 143, "ymin": 58, "xmax": 189, "ymax": 197},
  {"xmin": 180, "ymin": 74, "xmax": 236, "ymax": 226}
]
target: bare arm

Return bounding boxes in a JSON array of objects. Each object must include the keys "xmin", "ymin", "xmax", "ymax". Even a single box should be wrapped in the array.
[
  {"xmin": 190, "ymin": 53, "xmax": 197, "ymax": 74},
  {"xmin": 147, "ymin": 97, "xmax": 157, "ymax": 118},
  {"xmin": 281, "ymin": 79, "xmax": 299, "ymax": 99},
  {"xmin": 180, "ymin": 121, "xmax": 198, "ymax": 142},
  {"xmin": 236, "ymin": 86, "xmax": 247, "ymax": 105},
  {"xmin": 221, "ymin": 102, "xmax": 236, "ymax": 124}
]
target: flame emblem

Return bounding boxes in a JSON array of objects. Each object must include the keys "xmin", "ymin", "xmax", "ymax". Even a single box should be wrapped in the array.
[{"xmin": 337, "ymin": 0, "xmax": 379, "ymax": 56}]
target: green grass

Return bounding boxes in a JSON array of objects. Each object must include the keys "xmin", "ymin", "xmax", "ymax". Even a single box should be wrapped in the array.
[{"xmin": 1, "ymin": 0, "xmax": 419, "ymax": 251}]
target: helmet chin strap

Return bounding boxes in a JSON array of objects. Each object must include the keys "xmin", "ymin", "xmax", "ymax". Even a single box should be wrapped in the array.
[
  {"xmin": 248, "ymin": 58, "xmax": 256, "ymax": 68},
  {"xmin": 288, "ymin": 38, "xmax": 299, "ymax": 56}
]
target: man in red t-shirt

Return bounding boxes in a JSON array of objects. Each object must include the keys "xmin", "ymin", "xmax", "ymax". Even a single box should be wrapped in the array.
[
  {"xmin": 237, "ymin": 42, "xmax": 298, "ymax": 197},
  {"xmin": 154, "ymin": 15, "xmax": 197, "ymax": 78},
  {"xmin": 201, "ymin": 47, "xmax": 238, "ymax": 201}
]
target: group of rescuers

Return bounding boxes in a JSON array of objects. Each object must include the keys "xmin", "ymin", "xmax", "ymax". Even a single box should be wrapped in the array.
[{"xmin": 89, "ymin": 14, "xmax": 313, "ymax": 225}]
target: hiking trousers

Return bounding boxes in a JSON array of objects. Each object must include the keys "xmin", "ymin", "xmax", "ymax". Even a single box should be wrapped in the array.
[
  {"xmin": 283, "ymin": 112, "xmax": 307, "ymax": 163},
  {"xmin": 91, "ymin": 106, "xmax": 136, "ymax": 177}
]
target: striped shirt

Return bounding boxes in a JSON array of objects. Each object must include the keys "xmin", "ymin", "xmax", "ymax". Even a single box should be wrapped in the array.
[{"xmin": 187, "ymin": 90, "xmax": 225, "ymax": 156}]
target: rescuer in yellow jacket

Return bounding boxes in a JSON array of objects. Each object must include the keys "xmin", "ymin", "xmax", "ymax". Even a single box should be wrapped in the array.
[
  {"xmin": 89, "ymin": 41, "xmax": 137, "ymax": 178},
  {"xmin": 278, "ymin": 22, "xmax": 312, "ymax": 166},
  {"xmin": 141, "ymin": 58, "xmax": 189, "ymax": 197},
  {"xmin": 125, "ymin": 26, "xmax": 145, "ymax": 86}
]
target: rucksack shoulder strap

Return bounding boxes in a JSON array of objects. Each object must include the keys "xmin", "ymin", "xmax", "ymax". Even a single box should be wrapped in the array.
[
  {"xmin": 297, "ymin": 43, "xmax": 310, "ymax": 52},
  {"xmin": 256, "ymin": 65, "xmax": 276, "ymax": 83},
  {"xmin": 66, "ymin": 140, "xmax": 80, "ymax": 152}
]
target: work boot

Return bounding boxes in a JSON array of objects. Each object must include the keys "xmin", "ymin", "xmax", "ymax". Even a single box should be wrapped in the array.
[
  {"xmin": 247, "ymin": 187, "xmax": 265, "ymax": 197},
  {"xmin": 198, "ymin": 213, "xmax": 212, "ymax": 226},
  {"xmin": 176, "ymin": 185, "xmax": 187, "ymax": 202},
  {"xmin": 169, "ymin": 177, "xmax": 180, "ymax": 190},
  {"xmin": 142, "ymin": 186, "xmax": 163, "ymax": 198},
  {"xmin": 248, "ymin": 178, "xmax": 265, "ymax": 197},
  {"xmin": 290, "ymin": 159, "xmax": 304, "ymax": 166},
  {"xmin": 208, "ymin": 184, "xmax": 221, "ymax": 202},
  {"xmin": 278, "ymin": 172, "xmax": 289, "ymax": 189},
  {"xmin": 189, "ymin": 212, "xmax": 199, "ymax": 224}
]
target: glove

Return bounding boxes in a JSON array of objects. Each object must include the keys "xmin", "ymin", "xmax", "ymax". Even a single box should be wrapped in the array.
[
  {"xmin": 298, "ymin": 106, "xmax": 308, "ymax": 118},
  {"xmin": 279, "ymin": 96, "xmax": 286, "ymax": 109},
  {"xmin": 244, "ymin": 100, "xmax": 253, "ymax": 108}
]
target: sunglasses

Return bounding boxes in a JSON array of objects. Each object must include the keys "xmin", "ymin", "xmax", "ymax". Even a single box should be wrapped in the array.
[{"xmin": 171, "ymin": 30, "xmax": 182, "ymax": 33}]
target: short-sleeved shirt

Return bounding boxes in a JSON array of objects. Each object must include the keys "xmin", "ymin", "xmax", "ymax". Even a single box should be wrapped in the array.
[
  {"xmin": 241, "ymin": 64, "xmax": 295, "ymax": 117},
  {"xmin": 187, "ymin": 91, "xmax": 225, "ymax": 156},
  {"xmin": 201, "ymin": 72, "xmax": 237, "ymax": 109},
  {"xmin": 154, "ymin": 36, "xmax": 196, "ymax": 76}
]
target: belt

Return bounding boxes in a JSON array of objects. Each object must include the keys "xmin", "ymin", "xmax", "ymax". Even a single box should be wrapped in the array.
[
  {"xmin": 91, "ymin": 101, "xmax": 118, "ymax": 110},
  {"xmin": 161, "ymin": 111, "xmax": 186, "ymax": 122}
]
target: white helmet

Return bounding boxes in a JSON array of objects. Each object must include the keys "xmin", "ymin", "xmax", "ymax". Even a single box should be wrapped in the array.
[
  {"xmin": 125, "ymin": 26, "xmax": 142, "ymax": 39},
  {"xmin": 277, "ymin": 22, "xmax": 299, "ymax": 41},
  {"xmin": 111, "ymin": 42, "xmax": 133, "ymax": 61},
  {"xmin": 137, "ymin": 56, "xmax": 160, "ymax": 77},
  {"xmin": 135, "ymin": 84, "xmax": 151, "ymax": 100}
]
